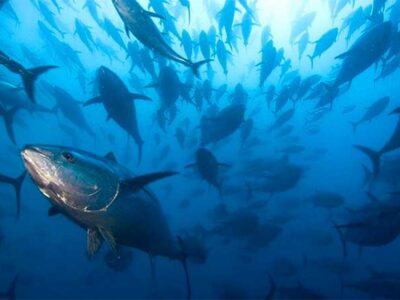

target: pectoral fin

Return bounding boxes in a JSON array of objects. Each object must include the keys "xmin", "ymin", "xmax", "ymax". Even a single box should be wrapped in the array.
[
  {"xmin": 104, "ymin": 152, "xmax": 117, "ymax": 163},
  {"xmin": 335, "ymin": 49, "xmax": 354, "ymax": 60},
  {"xmin": 84, "ymin": 96, "xmax": 103, "ymax": 106},
  {"xmin": 87, "ymin": 228, "xmax": 104, "ymax": 259},
  {"xmin": 129, "ymin": 93, "xmax": 152, "ymax": 101},
  {"xmin": 122, "ymin": 171, "xmax": 179, "ymax": 192}
]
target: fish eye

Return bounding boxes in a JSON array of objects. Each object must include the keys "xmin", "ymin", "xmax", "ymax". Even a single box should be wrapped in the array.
[{"xmin": 62, "ymin": 152, "xmax": 75, "ymax": 163}]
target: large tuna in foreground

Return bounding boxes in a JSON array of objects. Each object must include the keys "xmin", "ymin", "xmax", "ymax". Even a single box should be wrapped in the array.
[{"xmin": 21, "ymin": 145, "xmax": 202, "ymax": 299}]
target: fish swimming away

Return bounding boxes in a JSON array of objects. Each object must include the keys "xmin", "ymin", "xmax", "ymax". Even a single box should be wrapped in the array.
[
  {"xmin": 85, "ymin": 66, "xmax": 151, "ymax": 164},
  {"xmin": 333, "ymin": 201, "xmax": 400, "ymax": 258},
  {"xmin": 46, "ymin": 85, "xmax": 95, "ymax": 137},
  {"xmin": 112, "ymin": 0, "xmax": 210, "ymax": 77},
  {"xmin": 21, "ymin": 145, "xmax": 203, "ymax": 299},
  {"xmin": 308, "ymin": 27, "xmax": 338, "ymax": 69},
  {"xmin": 349, "ymin": 96, "xmax": 390, "ymax": 132},
  {"xmin": 186, "ymin": 148, "xmax": 229, "ymax": 195},
  {"xmin": 200, "ymin": 103, "xmax": 245, "ymax": 145},
  {"xmin": 179, "ymin": 0, "xmax": 191, "ymax": 23},
  {"xmin": 0, "ymin": 50, "xmax": 57, "ymax": 103},
  {"xmin": 332, "ymin": 21, "xmax": 392, "ymax": 89},
  {"xmin": 354, "ymin": 107, "xmax": 400, "ymax": 177}
]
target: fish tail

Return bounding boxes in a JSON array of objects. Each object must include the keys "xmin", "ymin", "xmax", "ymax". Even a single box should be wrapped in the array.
[
  {"xmin": 22, "ymin": 65, "xmax": 58, "ymax": 103},
  {"xmin": 353, "ymin": 145, "xmax": 381, "ymax": 177},
  {"xmin": 0, "ymin": 275, "xmax": 18, "ymax": 300},
  {"xmin": 349, "ymin": 121, "xmax": 359, "ymax": 133},
  {"xmin": 307, "ymin": 55, "xmax": 314, "ymax": 69},
  {"xmin": 332, "ymin": 221, "xmax": 347, "ymax": 259},
  {"xmin": 190, "ymin": 59, "xmax": 212, "ymax": 78},
  {"xmin": 0, "ymin": 171, "xmax": 27, "ymax": 218},
  {"xmin": 14, "ymin": 171, "xmax": 27, "ymax": 218},
  {"xmin": 360, "ymin": 163, "xmax": 373, "ymax": 188},
  {"xmin": 177, "ymin": 236, "xmax": 192, "ymax": 300},
  {"xmin": 0, "ymin": 105, "xmax": 19, "ymax": 145}
]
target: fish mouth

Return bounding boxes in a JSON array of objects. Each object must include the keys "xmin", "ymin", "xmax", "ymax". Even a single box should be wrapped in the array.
[
  {"xmin": 21, "ymin": 145, "xmax": 50, "ymax": 163},
  {"xmin": 21, "ymin": 145, "xmax": 55, "ymax": 188}
]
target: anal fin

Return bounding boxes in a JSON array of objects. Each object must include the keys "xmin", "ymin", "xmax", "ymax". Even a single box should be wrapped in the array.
[
  {"xmin": 48, "ymin": 206, "xmax": 61, "ymax": 216},
  {"xmin": 98, "ymin": 227, "xmax": 119, "ymax": 258}
]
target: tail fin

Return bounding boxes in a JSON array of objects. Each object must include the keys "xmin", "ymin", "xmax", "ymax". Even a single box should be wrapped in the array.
[
  {"xmin": 332, "ymin": 221, "xmax": 347, "ymax": 259},
  {"xmin": 353, "ymin": 145, "xmax": 381, "ymax": 177},
  {"xmin": 0, "ymin": 171, "xmax": 27, "ymax": 217},
  {"xmin": 307, "ymin": 55, "xmax": 314, "ymax": 69},
  {"xmin": 349, "ymin": 121, "xmax": 359, "ymax": 133},
  {"xmin": 177, "ymin": 236, "xmax": 192, "ymax": 300},
  {"xmin": 21, "ymin": 66, "xmax": 58, "ymax": 103},
  {"xmin": 0, "ymin": 106, "xmax": 20, "ymax": 145},
  {"xmin": 361, "ymin": 164, "xmax": 373, "ymax": 188},
  {"xmin": 187, "ymin": 6, "xmax": 191, "ymax": 24},
  {"xmin": 0, "ymin": 275, "xmax": 18, "ymax": 300},
  {"xmin": 190, "ymin": 59, "xmax": 212, "ymax": 78}
]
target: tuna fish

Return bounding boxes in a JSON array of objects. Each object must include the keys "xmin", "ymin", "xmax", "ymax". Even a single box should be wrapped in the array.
[{"xmin": 21, "ymin": 145, "xmax": 196, "ymax": 299}]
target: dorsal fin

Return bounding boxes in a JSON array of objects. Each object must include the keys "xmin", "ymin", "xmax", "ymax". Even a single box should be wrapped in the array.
[{"xmin": 105, "ymin": 152, "xmax": 117, "ymax": 163}]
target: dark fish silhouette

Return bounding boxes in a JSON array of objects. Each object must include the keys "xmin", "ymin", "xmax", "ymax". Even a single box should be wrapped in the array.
[
  {"xmin": 112, "ymin": 0, "xmax": 210, "ymax": 77},
  {"xmin": 0, "ymin": 171, "xmax": 26, "ymax": 217},
  {"xmin": 0, "ymin": 50, "xmax": 57, "ymax": 103},
  {"xmin": 350, "ymin": 96, "xmax": 390, "ymax": 132},
  {"xmin": 85, "ymin": 66, "xmax": 151, "ymax": 164},
  {"xmin": 355, "ymin": 107, "xmax": 400, "ymax": 176}
]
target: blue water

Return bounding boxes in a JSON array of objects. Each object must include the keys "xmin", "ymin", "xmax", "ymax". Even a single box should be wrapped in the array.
[{"xmin": 1, "ymin": 0, "xmax": 400, "ymax": 299}]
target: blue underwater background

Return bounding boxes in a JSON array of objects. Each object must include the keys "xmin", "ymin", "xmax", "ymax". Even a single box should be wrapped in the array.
[{"xmin": 1, "ymin": 0, "xmax": 400, "ymax": 299}]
